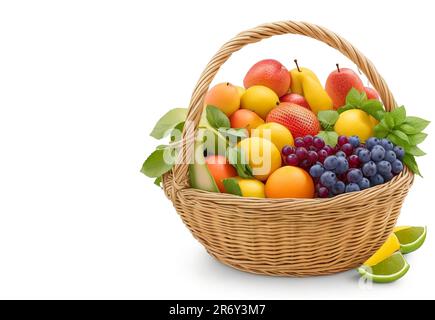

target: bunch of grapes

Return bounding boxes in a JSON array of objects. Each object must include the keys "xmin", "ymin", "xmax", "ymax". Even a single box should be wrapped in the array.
[{"xmin": 281, "ymin": 135, "xmax": 405, "ymax": 198}]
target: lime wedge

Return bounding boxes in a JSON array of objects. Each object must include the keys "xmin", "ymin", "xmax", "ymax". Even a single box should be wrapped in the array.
[
  {"xmin": 358, "ymin": 252, "xmax": 410, "ymax": 283},
  {"xmin": 393, "ymin": 226, "xmax": 411, "ymax": 233},
  {"xmin": 394, "ymin": 226, "xmax": 427, "ymax": 254}
]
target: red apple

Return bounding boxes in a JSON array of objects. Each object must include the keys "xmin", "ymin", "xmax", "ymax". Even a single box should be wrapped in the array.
[
  {"xmin": 364, "ymin": 86, "xmax": 380, "ymax": 100},
  {"xmin": 325, "ymin": 66, "xmax": 364, "ymax": 109},
  {"xmin": 280, "ymin": 93, "xmax": 310, "ymax": 109}
]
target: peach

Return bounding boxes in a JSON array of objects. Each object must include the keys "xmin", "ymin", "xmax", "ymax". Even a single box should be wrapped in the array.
[{"xmin": 229, "ymin": 109, "xmax": 264, "ymax": 135}]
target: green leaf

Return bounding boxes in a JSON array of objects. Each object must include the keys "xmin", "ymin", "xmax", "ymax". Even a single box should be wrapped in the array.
[
  {"xmin": 206, "ymin": 105, "xmax": 230, "ymax": 129},
  {"xmin": 150, "ymin": 108, "xmax": 187, "ymax": 139},
  {"xmin": 317, "ymin": 131, "xmax": 338, "ymax": 147},
  {"xmin": 346, "ymin": 87, "xmax": 364, "ymax": 106},
  {"xmin": 384, "ymin": 112, "xmax": 395, "ymax": 129},
  {"xmin": 408, "ymin": 132, "xmax": 428, "ymax": 145},
  {"xmin": 407, "ymin": 145, "xmax": 426, "ymax": 157},
  {"xmin": 374, "ymin": 124, "xmax": 389, "ymax": 138},
  {"xmin": 391, "ymin": 106, "xmax": 406, "ymax": 126},
  {"xmin": 218, "ymin": 127, "xmax": 249, "ymax": 143},
  {"xmin": 392, "ymin": 130, "xmax": 410, "ymax": 144},
  {"xmin": 318, "ymin": 110, "xmax": 339, "ymax": 130},
  {"xmin": 227, "ymin": 147, "xmax": 253, "ymax": 179},
  {"xmin": 170, "ymin": 121, "xmax": 185, "ymax": 142},
  {"xmin": 403, "ymin": 154, "xmax": 421, "ymax": 176},
  {"xmin": 403, "ymin": 116, "xmax": 430, "ymax": 134},
  {"xmin": 360, "ymin": 100, "xmax": 385, "ymax": 120},
  {"xmin": 222, "ymin": 178, "xmax": 242, "ymax": 196},
  {"xmin": 154, "ymin": 176, "xmax": 162, "ymax": 187},
  {"xmin": 337, "ymin": 104, "xmax": 354, "ymax": 114},
  {"xmin": 399, "ymin": 123, "xmax": 417, "ymax": 135},
  {"xmin": 140, "ymin": 148, "xmax": 174, "ymax": 178},
  {"xmin": 387, "ymin": 133, "xmax": 410, "ymax": 150}
]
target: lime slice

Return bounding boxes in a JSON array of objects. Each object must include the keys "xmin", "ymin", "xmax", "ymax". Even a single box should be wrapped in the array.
[
  {"xmin": 358, "ymin": 252, "xmax": 410, "ymax": 283},
  {"xmin": 393, "ymin": 226, "xmax": 411, "ymax": 233},
  {"xmin": 394, "ymin": 226, "xmax": 427, "ymax": 254}
]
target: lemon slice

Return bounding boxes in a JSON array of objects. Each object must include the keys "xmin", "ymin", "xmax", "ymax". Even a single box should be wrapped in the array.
[
  {"xmin": 394, "ymin": 226, "xmax": 427, "ymax": 254},
  {"xmin": 358, "ymin": 252, "xmax": 410, "ymax": 283},
  {"xmin": 364, "ymin": 234, "xmax": 400, "ymax": 267}
]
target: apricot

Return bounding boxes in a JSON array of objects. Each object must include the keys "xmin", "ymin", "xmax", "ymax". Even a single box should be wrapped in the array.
[
  {"xmin": 229, "ymin": 109, "xmax": 264, "ymax": 135},
  {"xmin": 205, "ymin": 155, "xmax": 237, "ymax": 193},
  {"xmin": 204, "ymin": 82, "xmax": 240, "ymax": 117}
]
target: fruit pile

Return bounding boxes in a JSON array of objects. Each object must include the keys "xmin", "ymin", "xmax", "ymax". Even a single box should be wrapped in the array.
[{"xmin": 142, "ymin": 59, "xmax": 429, "ymax": 200}]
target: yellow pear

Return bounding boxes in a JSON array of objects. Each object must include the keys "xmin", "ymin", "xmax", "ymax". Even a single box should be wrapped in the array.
[
  {"xmin": 289, "ymin": 67, "xmax": 321, "ymax": 95},
  {"xmin": 302, "ymin": 76, "xmax": 333, "ymax": 114}
]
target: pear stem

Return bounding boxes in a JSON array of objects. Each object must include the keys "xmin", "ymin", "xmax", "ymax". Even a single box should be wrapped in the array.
[
  {"xmin": 336, "ymin": 63, "xmax": 341, "ymax": 73},
  {"xmin": 294, "ymin": 59, "xmax": 301, "ymax": 72}
]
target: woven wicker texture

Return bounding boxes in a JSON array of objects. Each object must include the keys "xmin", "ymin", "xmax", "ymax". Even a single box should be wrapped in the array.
[{"xmin": 162, "ymin": 21, "xmax": 414, "ymax": 276}]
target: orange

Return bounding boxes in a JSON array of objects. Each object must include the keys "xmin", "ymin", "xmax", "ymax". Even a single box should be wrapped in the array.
[
  {"xmin": 229, "ymin": 109, "xmax": 264, "ymax": 135},
  {"xmin": 204, "ymin": 82, "xmax": 240, "ymax": 117},
  {"xmin": 265, "ymin": 166, "xmax": 315, "ymax": 198}
]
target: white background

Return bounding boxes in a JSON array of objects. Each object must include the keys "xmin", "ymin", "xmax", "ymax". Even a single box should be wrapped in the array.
[{"xmin": 0, "ymin": 0, "xmax": 434, "ymax": 300}]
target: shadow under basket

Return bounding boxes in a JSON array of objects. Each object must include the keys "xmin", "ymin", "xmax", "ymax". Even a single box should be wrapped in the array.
[{"xmin": 161, "ymin": 21, "xmax": 414, "ymax": 276}]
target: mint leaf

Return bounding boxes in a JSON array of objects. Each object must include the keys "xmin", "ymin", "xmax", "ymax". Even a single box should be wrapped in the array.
[
  {"xmin": 227, "ymin": 147, "xmax": 253, "ymax": 178},
  {"xmin": 387, "ymin": 133, "xmax": 410, "ymax": 150},
  {"xmin": 360, "ymin": 100, "xmax": 385, "ymax": 120},
  {"xmin": 337, "ymin": 104, "xmax": 354, "ymax": 114},
  {"xmin": 404, "ymin": 116, "xmax": 430, "ymax": 133},
  {"xmin": 407, "ymin": 145, "xmax": 426, "ymax": 157},
  {"xmin": 346, "ymin": 87, "xmax": 364, "ymax": 106},
  {"xmin": 392, "ymin": 130, "xmax": 410, "ymax": 144},
  {"xmin": 408, "ymin": 132, "xmax": 428, "ymax": 145},
  {"xmin": 391, "ymin": 106, "xmax": 406, "ymax": 126},
  {"xmin": 141, "ymin": 148, "xmax": 174, "ymax": 178},
  {"xmin": 150, "ymin": 108, "xmax": 187, "ymax": 139},
  {"xmin": 384, "ymin": 112, "xmax": 395, "ymax": 129},
  {"xmin": 222, "ymin": 178, "xmax": 242, "ymax": 196},
  {"xmin": 403, "ymin": 154, "xmax": 421, "ymax": 176},
  {"xmin": 374, "ymin": 124, "xmax": 389, "ymax": 138},
  {"xmin": 399, "ymin": 123, "xmax": 417, "ymax": 135},
  {"xmin": 317, "ymin": 131, "xmax": 338, "ymax": 147},
  {"xmin": 318, "ymin": 110, "xmax": 339, "ymax": 130},
  {"xmin": 206, "ymin": 105, "xmax": 230, "ymax": 129}
]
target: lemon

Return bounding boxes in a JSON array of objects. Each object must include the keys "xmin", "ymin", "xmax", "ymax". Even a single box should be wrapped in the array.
[
  {"xmin": 364, "ymin": 234, "xmax": 401, "ymax": 267},
  {"xmin": 238, "ymin": 179, "xmax": 265, "ymax": 198},
  {"xmin": 334, "ymin": 109, "xmax": 375, "ymax": 142},
  {"xmin": 394, "ymin": 226, "xmax": 427, "ymax": 254},
  {"xmin": 358, "ymin": 252, "xmax": 410, "ymax": 283},
  {"xmin": 238, "ymin": 137, "xmax": 281, "ymax": 181},
  {"xmin": 253, "ymin": 122, "xmax": 294, "ymax": 152},
  {"xmin": 236, "ymin": 86, "xmax": 246, "ymax": 98},
  {"xmin": 240, "ymin": 85, "xmax": 279, "ymax": 119}
]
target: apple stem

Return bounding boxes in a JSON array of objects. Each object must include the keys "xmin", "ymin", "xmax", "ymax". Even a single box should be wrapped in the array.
[
  {"xmin": 294, "ymin": 59, "xmax": 301, "ymax": 72},
  {"xmin": 226, "ymin": 82, "xmax": 230, "ymax": 86},
  {"xmin": 336, "ymin": 63, "xmax": 341, "ymax": 73}
]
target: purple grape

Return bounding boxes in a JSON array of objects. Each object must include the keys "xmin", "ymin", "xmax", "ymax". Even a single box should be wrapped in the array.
[
  {"xmin": 338, "ymin": 136, "xmax": 348, "ymax": 146},
  {"xmin": 294, "ymin": 138, "xmax": 305, "ymax": 148},
  {"xmin": 286, "ymin": 154, "xmax": 299, "ymax": 166},
  {"xmin": 318, "ymin": 149, "xmax": 328, "ymax": 163},
  {"xmin": 295, "ymin": 147, "xmax": 308, "ymax": 160},
  {"xmin": 318, "ymin": 187, "xmax": 330, "ymax": 198},
  {"xmin": 313, "ymin": 137, "xmax": 325, "ymax": 150},
  {"xmin": 282, "ymin": 145, "xmax": 294, "ymax": 156},
  {"xmin": 348, "ymin": 155, "xmax": 360, "ymax": 168},
  {"xmin": 300, "ymin": 159, "xmax": 311, "ymax": 170},
  {"xmin": 307, "ymin": 151, "xmax": 318, "ymax": 164},
  {"xmin": 341, "ymin": 143, "xmax": 354, "ymax": 156},
  {"xmin": 309, "ymin": 146, "xmax": 318, "ymax": 152},
  {"xmin": 303, "ymin": 135, "xmax": 314, "ymax": 147},
  {"xmin": 323, "ymin": 145, "xmax": 335, "ymax": 155}
]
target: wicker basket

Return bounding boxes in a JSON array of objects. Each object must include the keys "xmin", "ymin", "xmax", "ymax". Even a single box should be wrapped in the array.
[{"xmin": 162, "ymin": 21, "xmax": 414, "ymax": 276}]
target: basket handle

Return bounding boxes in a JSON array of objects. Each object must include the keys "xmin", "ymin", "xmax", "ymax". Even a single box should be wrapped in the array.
[{"xmin": 171, "ymin": 21, "xmax": 396, "ymax": 191}]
